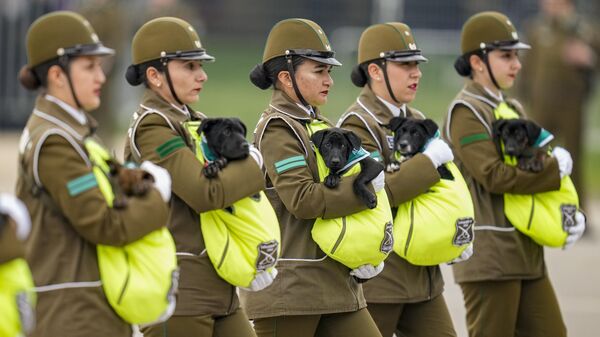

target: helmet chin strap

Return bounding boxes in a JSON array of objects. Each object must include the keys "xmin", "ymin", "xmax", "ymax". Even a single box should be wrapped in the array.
[
  {"xmin": 285, "ymin": 55, "xmax": 313, "ymax": 116},
  {"xmin": 161, "ymin": 58, "xmax": 184, "ymax": 107},
  {"xmin": 482, "ymin": 52, "xmax": 501, "ymax": 90},
  {"xmin": 58, "ymin": 56, "xmax": 84, "ymax": 110},
  {"xmin": 380, "ymin": 60, "xmax": 401, "ymax": 104}
]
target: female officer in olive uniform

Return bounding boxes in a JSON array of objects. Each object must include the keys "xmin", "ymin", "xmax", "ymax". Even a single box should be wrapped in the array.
[
  {"xmin": 338, "ymin": 22, "xmax": 459, "ymax": 337},
  {"xmin": 241, "ymin": 18, "xmax": 384, "ymax": 337},
  {"xmin": 16, "ymin": 11, "xmax": 171, "ymax": 337},
  {"xmin": 444, "ymin": 11, "xmax": 586, "ymax": 337},
  {"xmin": 123, "ymin": 17, "xmax": 267, "ymax": 337}
]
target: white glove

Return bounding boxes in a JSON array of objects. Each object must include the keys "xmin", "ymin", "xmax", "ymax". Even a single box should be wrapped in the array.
[
  {"xmin": 140, "ymin": 161, "xmax": 172, "ymax": 202},
  {"xmin": 552, "ymin": 147, "xmax": 573, "ymax": 179},
  {"xmin": 244, "ymin": 268, "xmax": 278, "ymax": 292},
  {"xmin": 350, "ymin": 262, "xmax": 384, "ymax": 280},
  {"xmin": 448, "ymin": 243, "xmax": 474, "ymax": 265},
  {"xmin": 0, "ymin": 193, "xmax": 31, "ymax": 240},
  {"xmin": 370, "ymin": 171, "xmax": 385, "ymax": 192},
  {"xmin": 423, "ymin": 138, "xmax": 454, "ymax": 168},
  {"xmin": 564, "ymin": 211, "xmax": 586, "ymax": 249},
  {"xmin": 249, "ymin": 144, "xmax": 263, "ymax": 169}
]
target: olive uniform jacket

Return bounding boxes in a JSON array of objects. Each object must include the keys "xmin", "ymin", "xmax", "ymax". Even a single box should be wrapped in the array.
[
  {"xmin": 443, "ymin": 81, "xmax": 561, "ymax": 283},
  {"xmin": 124, "ymin": 89, "xmax": 264, "ymax": 316},
  {"xmin": 240, "ymin": 90, "xmax": 369, "ymax": 319},
  {"xmin": 338, "ymin": 86, "xmax": 444, "ymax": 303},
  {"xmin": 16, "ymin": 95, "xmax": 169, "ymax": 337},
  {"xmin": 0, "ymin": 218, "xmax": 24, "ymax": 264}
]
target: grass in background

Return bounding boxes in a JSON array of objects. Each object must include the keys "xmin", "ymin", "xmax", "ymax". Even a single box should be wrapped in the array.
[{"xmin": 191, "ymin": 37, "xmax": 600, "ymax": 197}]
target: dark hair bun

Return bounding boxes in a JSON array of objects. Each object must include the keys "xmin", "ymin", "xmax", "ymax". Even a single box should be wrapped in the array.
[
  {"xmin": 125, "ymin": 64, "xmax": 143, "ymax": 86},
  {"xmin": 454, "ymin": 55, "xmax": 472, "ymax": 77},
  {"xmin": 249, "ymin": 63, "xmax": 272, "ymax": 90},
  {"xmin": 351, "ymin": 65, "xmax": 367, "ymax": 87},
  {"xmin": 18, "ymin": 66, "xmax": 41, "ymax": 90}
]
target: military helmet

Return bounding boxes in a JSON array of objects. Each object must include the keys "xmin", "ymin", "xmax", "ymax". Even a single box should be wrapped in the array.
[
  {"xmin": 357, "ymin": 22, "xmax": 427, "ymax": 64},
  {"xmin": 130, "ymin": 17, "xmax": 214, "ymax": 66},
  {"xmin": 262, "ymin": 18, "xmax": 341, "ymax": 66},
  {"xmin": 25, "ymin": 11, "xmax": 114, "ymax": 68},
  {"xmin": 460, "ymin": 11, "xmax": 530, "ymax": 55}
]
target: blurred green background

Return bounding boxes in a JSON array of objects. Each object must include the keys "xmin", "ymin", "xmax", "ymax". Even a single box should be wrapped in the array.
[{"xmin": 187, "ymin": 37, "xmax": 600, "ymax": 197}]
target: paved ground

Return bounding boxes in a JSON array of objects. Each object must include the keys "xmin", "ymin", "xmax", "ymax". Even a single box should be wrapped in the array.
[{"xmin": 2, "ymin": 131, "xmax": 598, "ymax": 337}]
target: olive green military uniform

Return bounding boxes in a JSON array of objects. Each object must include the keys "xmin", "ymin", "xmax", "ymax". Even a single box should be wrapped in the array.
[
  {"xmin": 519, "ymin": 13, "xmax": 600, "ymax": 211},
  {"xmin": 240, "ymin": 90, "xmax": 380, "ymax": 337},
  {"xmin": 443, "ymin": 80, "xmax": 567, "ymax": 337},
  {"xmin": 339, "ymin": 86, "xmax": 454, "ymax": 337},
  {"xmin": 15, "ymin": 95, "xmax": 169, "ymax": 337},
  {"xmin": 0, "ymin": 218, "xmax": 24, "ymax": 264},
  {"xmin": 124, "ymin": 89, "xmax": 263, "ymax": 337}
]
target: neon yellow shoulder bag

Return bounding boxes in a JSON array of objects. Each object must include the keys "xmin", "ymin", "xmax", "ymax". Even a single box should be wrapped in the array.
[
  {"xmin": 0, "ymin": 258, "xmax": 36, "ymax": 337},
  {"xmin": 84, "ymin": 139, "xmax": 178, "ymax": 325},
  {"xmin": 494, "ymin": 103, "xmax": 579, "ymax": 247},
  {"xmin": 393, "ymin": 152, "xmax": 475, "ymax": 266},
  {"xmin": 308, "ymin": 121, "xmax": 394, "ymax": 269},
  {"xmin": 183, "ymin": 121, "xmax": 280, "ymax": 288}
]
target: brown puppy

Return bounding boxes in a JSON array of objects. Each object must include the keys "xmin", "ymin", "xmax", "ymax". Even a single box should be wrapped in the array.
[{"xmin": 107, "ymin": 160, "xmax": 153, "ymax": 209}]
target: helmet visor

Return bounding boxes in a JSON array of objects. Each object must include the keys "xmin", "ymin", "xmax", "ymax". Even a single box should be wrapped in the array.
[
  {"xmin": 486, "ymin": 40, "xmax": 531, "ymax": 50},
  {"xmin": 286, "ymin": 49, "xmax": 342, "ymax": 66},
  {"xmin": 162, "ymin": 49, "xmax": 215, "ymax": 62},
  {"xmin": 382, "ymin": 49, "xmax": 428, "ymax": 63},
  {"xmin": 59, "ymin": 43, "xmax": 115, "ymax": 57}
]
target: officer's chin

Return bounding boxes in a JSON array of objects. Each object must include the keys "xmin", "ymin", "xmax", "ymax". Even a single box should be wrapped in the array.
[{"xmin": 83, "ymin": 98, "xmax": 101, "ymax": 112}]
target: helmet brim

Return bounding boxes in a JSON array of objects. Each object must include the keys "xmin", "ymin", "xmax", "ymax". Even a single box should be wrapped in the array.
[
  {"xmin": 303, "ymin": 55, "xmax": 342, "ymax": 67},
  {"xmin": 77, "ymin": 44, "xmax": 115, "ymax": 57},
  {"xmin": 497, "ymin": 41, "xmax": 531, "ymax": 50},
  {"xmin": 176, "ymin": 53, "xmax": 216, "ymax": 62},
  {"xmin": 387, "ymin": 54, "xmax": 429, "ymax": 63}
]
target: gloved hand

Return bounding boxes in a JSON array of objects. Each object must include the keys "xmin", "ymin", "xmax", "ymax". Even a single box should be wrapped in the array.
[
  {"xmin": 350, "ymin": 262, "xmax": 384, "ymax": 280},
  {"xmin": 423, "ymin": 138, "xmax": 454, "ymax": 168},
  {"xmin": 140, "ymin": 161, "xmax": 172, "ymax": 202},
  {"xmin": 244, "ymin": 268, "xmax": 278, "ymax": 292},
  {"xmin": 0, "ymin": 193, "xmax": 31, "ymax": 240},
  {"xmin": 370, "ymin": 171, "xmax": 385, "ymax": 192},
  {"xmin": 552, "ymin": 147, "xmax": 573, "ymax": 179},
  {"xmin": 564, "ymin": 211, "xmax": 586, "ymax": 249},
  {"xmin": 249, "ymin": 144, "xmax": 263, "ymax": 169},
  {"xmin": 448, "ymin": 243, "xmax": 474, "ymax": 265}
]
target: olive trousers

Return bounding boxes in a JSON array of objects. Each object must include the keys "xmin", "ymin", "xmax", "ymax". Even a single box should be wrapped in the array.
[
  {"xmin": 367, "ymin": 294, "xmax": 456, "ymax": 337},
  {"xmin": 252, "ymin": 308, "xmax": 382, "ymax": 337},
  {"xmin": 142, "ymin": 307, "xmax": 256, "ymax": 337},
  {"xmin": 460, "ymin": 274, "xmax": 567, "ymax": 337}
]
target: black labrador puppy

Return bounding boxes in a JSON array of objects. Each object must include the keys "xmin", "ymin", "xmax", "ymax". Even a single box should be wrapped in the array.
[
  {"xmin": 311, "ymin": 128, "xmax": 384, "ymax": 209},
  {"xmin": 386, "ymin": 116, "xmax": 453, "ymax": 180},
  {"xmin": 198, "ymin": 117, "xmax": 249, "ymax": 178},
  {"xmin": 492, "ymin": 119, "xmax": 545, "ymax": 172}
]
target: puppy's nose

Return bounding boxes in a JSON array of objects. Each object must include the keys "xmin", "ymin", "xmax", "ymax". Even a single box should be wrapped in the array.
[
  {"xmin": 330, "ymin": 157, "xmax": 341, "ymax": 166},
  {"xmin": 399, "ymin": 140, "xmax": 410, "ymax": 151},
  {"xmin": 241, "ymin": 142, "xmax": 249, "ymax": 150}
]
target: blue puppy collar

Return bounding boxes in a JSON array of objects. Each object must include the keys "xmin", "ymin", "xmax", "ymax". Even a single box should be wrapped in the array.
[{"xmin": 200, "ymin": 133, "xmax": 218, "ymax": 162}]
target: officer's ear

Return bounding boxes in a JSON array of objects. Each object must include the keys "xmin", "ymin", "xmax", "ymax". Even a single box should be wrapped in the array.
[
  {"xmin": 342, "ymin": 129, "xmax": 362, "ymax": 150},
  {"xmin": 387, "ymin": 117, "xmax": 406, "ymax": 132},
  {"xmin": 525, "ymin": 120, "xmax": 541, "ymax": 146},
  {"xmin": 422, "ymin": 119, "xmax": 439, "ymax": 138},
  {"xmin": 311, "ymin": 130, "xmax": 329, "ymax": 149},
  {"xmin": 276, "ymin": 70, "xmax": 292, "ymax": 89}
]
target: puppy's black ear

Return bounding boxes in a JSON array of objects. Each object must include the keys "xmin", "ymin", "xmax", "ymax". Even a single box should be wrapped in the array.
[
  {"xmin": 492, "ymin": 119, "xmax": 508, "ymax": 138},
  {"xmin": 231, "ymin": 118, "xmax": 247, "ymax": 137},
  {"xmin": 525, "ymin": 120, "xmax": 541, "ymax": 146},
  {"xmin": 199, "ymin": 118, "xmax": 222, "ymax": 134},
  {"xmin": 387, "ymin": 117, "xmax": 406, "ymax": 131},
  {"xmin": 343, "ymin": 130, "xmax": 362, "ymax": 150},
  {"xmin": 311, "ymin": 130, "xmax": 328, "ymax": 148},
  {"xmin": 423, "ymin": 119, "xmax": 439, "ymax": 138}
]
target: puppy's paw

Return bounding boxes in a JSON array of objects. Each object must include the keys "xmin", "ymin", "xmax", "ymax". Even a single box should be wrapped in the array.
[
  {"xmin": 365, "ymin": 192, "xmax": 378, "ymax": 209},
  {"xmin": 215, "ymin": 157, "xmax": 228, "ymax": 169},
  {"xmin": 386, "ymin": 162, "xmax": 400, "ymax": 172},
  {"xmin": 203, "ymin": 163, "xmax": 220, "ymax": 178},
  {"xmin": 324, "ymin": 174, "xmax": 341, "ymax": 188}
]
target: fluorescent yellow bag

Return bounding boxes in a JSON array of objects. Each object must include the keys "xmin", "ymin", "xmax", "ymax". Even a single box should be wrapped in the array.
[
  {"xmin": 0, "ymin": 258, "xmax": 36, "ymax": 337},
  {"xmin": 308, "ymin": 121, "xmax": 394, "ymax": 269},
  {"xmin": 394, "ymin": 162, "xmax": 475, "ymax": 266},
  {"xmin": 84, "ymin": 139, "xmax": 178, "ymax": 325},
  {"xmin": 494, "ymin": 103, "xmax": 580, "ymax": 247},
  {"xmin": 183, "ymin": 121, "xmax": 280, "ymax": 288}
]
